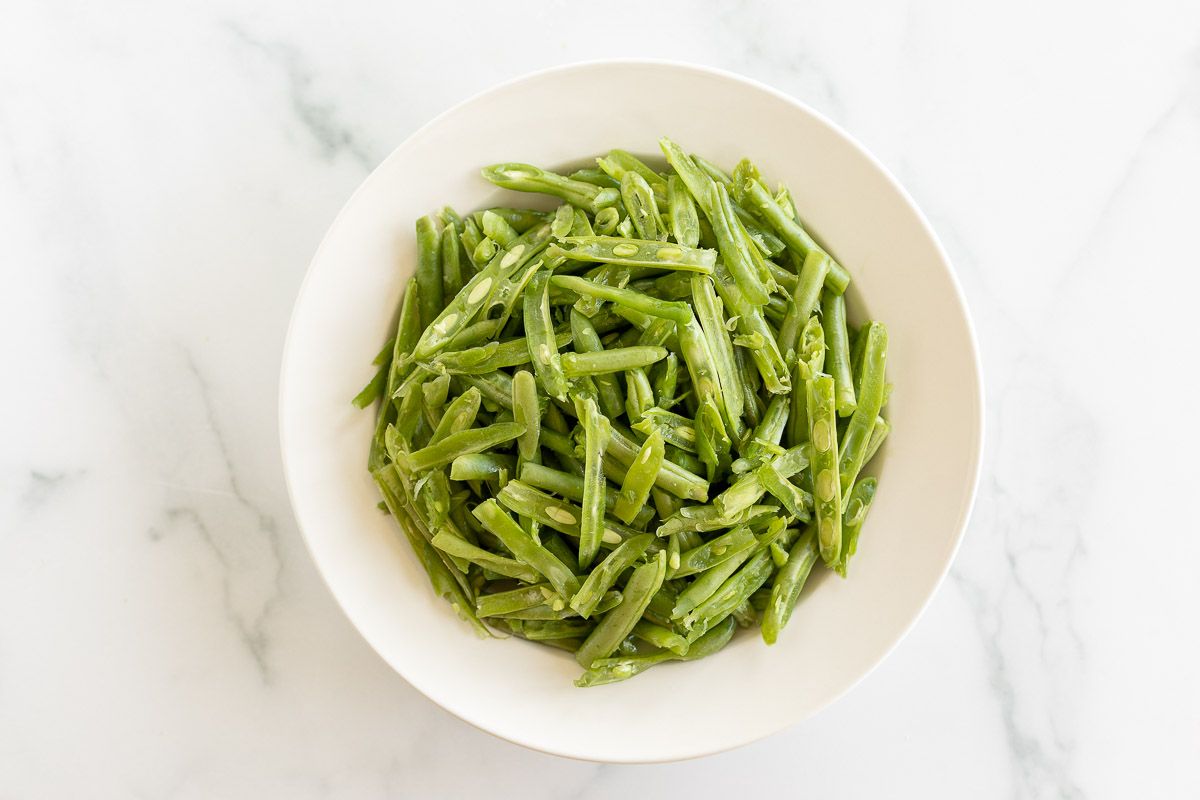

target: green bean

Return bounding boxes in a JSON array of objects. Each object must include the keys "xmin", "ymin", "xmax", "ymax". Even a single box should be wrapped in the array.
[
  {"xmin": 605, "ymin": 426, "xmax": 709, "ymax": 502},
  {"xmin": 757, "ymin": 460, "xmax": 812, "ymax": 520},
  {"xmin": 399, "ymin": 422, "xmax": 524, "ymax": 472},
  {"xmin": 431, "ymin": 531, "xmax": 541, "ymax": 583},
  {"xmin": 657, "ymin": 502, "xmax": 776, "ymax": 537},
  {"xmin": 734, "ymin": 203, "xmax": 787, "ymax": 258},
  {"xmin": 562, "ymin": 346, "xmax": 668, "ymax": 377},
  {"xmin": 570, "ymin": 310, "xmax": 625, "ymax": 419},
  {"xmin": 429, "ymin": 387, "xmax": 481, "ymax": 445},
  {"xmin": 480, "ymin": 210, "xmax": 520, "ymax": 247},
  {"xmin": 575, "ymin": 551, "xmax": 667, "ymax": 668},
  {"xmin": 632, "ymin": 620, "xmax": 689, "ymax": 655},
  {"xmin": 653, "ymin": 353, "xmax": 681, "ymax": 410},
  {"xmin": 437, "ymin": 332, "xmax": 572, "ymax": 375},
  {"xmin": 550, "ymin": 203, "xmax": 574, "ymax": 239},
  {"xmin": 496, "ymin": 480, "xmax": 637, "ymax": 545},
  {"xmin": 738, "ymin": 178, "xmax": 850, "ymax": 293},
  {"xmin": 542, "ymin": 531, "xmax": 581, "ymax": 574},
  {"xmin": 713, "ymin": 445, "xmax": 809, "ymax": 517},
  {"xmin": 436, "ymin": 221, "xmax": 463, "ymax": 311},
  {"xmin": 632, "ymin": 407, "xmax": 698, "ymax": 452},
  {"xmin": 760, "ymin": 528, "xmax": 818, "ymax": 643},
  {"xmin": 478, "ymin": 206, "xmax": 550, "ymax": 233},
  {"xmin": 449, "ymin": 453, "xmax": 515, "ymax": 481},
  {"xmin": 786, "ymin": 315, "xmax": 826, "ymax": 447},
  {"xmin": 710, "ymin": 182, "xmax": 772, "ymax": 305},
  {"xmin": 691, "ymin": 275, "xmax": 745, "ymax": 440},
  {"xmin": 863, "ymin": 416, "xmax": 890, "ymax": 466},
  {"xmin": 733, "ymin": 342, "xmax": 763, "ymax": 428},
  {"xmin": 620, "ymin": 171, "xmax": 665, "ymax": 241},
  {"xmin": 446, "ymin": 318, "xmax": 502, "ymax": 351},
  {"xmin": 822, "ymin": 292, "xmax": 857, "ymax": 416},
  {"xmin": 415, "ymin": 215, "xmax": 444, "ymax": 329},
  {"xmin": 658, "ymin": 137, "xmax": 716, "ymax": 216},
  {"xmin": 569, "ymin": 533, "xmax": 655, "ymax": 618},
  {"xmin": 461, "ymin": 217, "xmax": 485, "ymax": 270},
  {"xmin": 667, "ymin": 174, "xmax": 700, "ymax": 248},
  {"xmin": 477, "ymin": 583, "xmax": 557, "ymax": 618},
  {"xmin": 612, "ymin": 430, "xmax": 664, "ymax": 524},
  {"xmin": 569, "ymin": 167, "xmax": 621, "ymax": 189},
  {"xmin": 669, "ymin": 525, "xmax": 758, "ymax": 578},
  {"xmin": 481, "ymin": 163, "xmax": 620, "ymax": 214},
  {"xmin": 837, "ymin": 477, "xmax": 878, "ymax": 577},
  {"xmin": 522, "ymin": 267, "xmax": 570, "ymax": 402},
  {"xmin": 574, "ymin": 616, "xmax": 735, "ymax": 686},
  {"xmin": 837, "ymin": 322, "xmax": 887, "ymax": 501},
  {"xmin": 420, "ymin": 373, "xmax": 451, "ymax": 432},
  {"xmin": 551, "ymin": 274, "xmax": 692, "ymax": 326},
  {"xmin": 473, "ymin": 499, "xmax": 580, "ymax": 601},
  {"xmin": 690, "ymin": 153, "xmax": 731, "ymax": 187},
  {"xmin": 515, "ymin": 619, "xmax": 595, "ymax": 640},
  {"xmin": 512, "ymin": 370, "xmax": 541, "ymax": 462},
  {"xmin": 578, "ymin": 399, "xmax": 611, "ymax": 569},
  {"xmin": 375, "ymin": 472, "xmax": 485, "ymax": 634},
  {"xmin": 624, "ymin": 368, "xmax": 654, "ymax": 423},
  {"xmin": 694, "ymin": 396, "xmax": 732, "ymax": 480},
  {"xmin": 548, "ymin": 236, "xmax": 715, "ymax": 274},
  {"xmin": 413, "ymin": 225, "xmax": 552, "ymax": 359},
  {"xmin": 596, "ymin": 149, "xmax": 666, "ymax": 203},
  {"xmin": 777, "ymin": 250, "xmax": 830, "ymax": 359},
  {"xmin": 594, "ymin": 206, "xmax": 619, "ymax": 235},
  {"xmin": 712, "ymin": 266, "xmax": 790, "ymax": 394},
  {"xmin": 682, "ymin": 535, "xmax": 779, "ymax": 640},
  {"xmin": 808, "ymin": 374, "xmax": 842, "ymax": 565},
  {"xmin": 352, "ymin": 358, "xmax": 388, "ymax": 410},
  {"xmin": 739, "ymin": 394, "xmax": 789, "ymax": 466},
  {"xmin": 473, "ymin": 237, "xmax": 498, "ymax": 265}
]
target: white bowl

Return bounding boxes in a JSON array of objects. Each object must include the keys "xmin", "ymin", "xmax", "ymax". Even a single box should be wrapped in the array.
[{"xmin": 279, "ymin": 60, "xmax": 983, "ymax": 763}]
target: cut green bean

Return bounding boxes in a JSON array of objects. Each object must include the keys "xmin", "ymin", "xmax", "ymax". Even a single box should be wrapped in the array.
[
  {"xmin": 578, "ymin": 399, "xmax": 611, "ymax": 569},
  {"xmin": 738, "ymin": 178, "xmax": 850, "ymax": 293},
  {"xmin": 620, "ymin": 171, "xmax": 665, "ymax": 241},
  {"xmin": 837, "ymin": 477, "xmax": 878, "ymax": 576},
  {"xmin": 415, "ymin": 215, "xmax": 443, "ymax": 329},
  {"xmin": 512, "ymin": 370, "xmax": 541, "ymax": 461},
  {"xmin": 575, "ymin": 551, "xmax": 667, "ymax": 668},
  {"xmin": 612, "ymin": 430, "xmax": 664, "ymax": 525},
  {"xmin": 808, "ymin": 374, "xmax": 842, "ymax": 565},
  {"xmin": 562, "ymin": 346, "xmax": 668, "ymax": 377},
  {"xmin": 482, "ymin": 163, "xmax": 620, "ymax": 214},
  {"xmin": 837, "ymin": 322, "xmax": 888, "ymax": 501},
  {"xmin": 548, "ymin": 236, "xmax": 715, "ymax": 273},
  {"xmin": 667, "ymin": 174, "xmax": 700, "ymax": 248},
  {"xmin": 473, "ymin": 499, "xmax": 580, "ymax": 601},
  {"xmin": 524, "ymin": 268, "xmax": 570, "ymax": 402},
  {"xmin": 822, "ymin": 292, "xmax": 857, "ymax": 416},
  {"xmin": 569, "ymin": 533, "xmax": 655, "ymax": 618},
  {"xmin": 399, "ymin": 422, "xmax": 525, "ymax": 472}
]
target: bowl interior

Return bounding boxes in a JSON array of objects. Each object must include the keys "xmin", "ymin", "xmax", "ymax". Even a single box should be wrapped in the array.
[{"xmin": 279, "ymin": 61, "xmax": 982, "ymax": 763}]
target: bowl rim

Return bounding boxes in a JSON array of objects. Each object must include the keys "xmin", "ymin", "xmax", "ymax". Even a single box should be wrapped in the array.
[{"xmin": 278, "ymin": 57, "xmax": 985, "ymax": 762}]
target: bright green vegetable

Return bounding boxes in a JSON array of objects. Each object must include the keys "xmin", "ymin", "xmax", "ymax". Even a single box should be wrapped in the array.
[
  {"xmin": 362, "ymin": 140, "xmax": 892, "ymax": 686},
  {"xmin": 822, "ymin": 292, "xmax": 857, "ymax": 416},
  {"xmin": 808, "ymin": 374, "xmax": 843, "ymax": 566},
  {"xmin": 578, "ymin": 398, "xmax": 611, "ymax": 569},
  {"xmin": 575, "ymin": 551, "xmax": 667, "ymax": 668},
  {"xmin": 612, "ymin": 430, "xmax": 664, "ymax": 524}
]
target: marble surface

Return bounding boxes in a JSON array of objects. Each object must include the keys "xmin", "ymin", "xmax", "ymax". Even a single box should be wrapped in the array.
[{"xmin": 2, "ymin": 1, "xmax": 1198, "ymax": 797}]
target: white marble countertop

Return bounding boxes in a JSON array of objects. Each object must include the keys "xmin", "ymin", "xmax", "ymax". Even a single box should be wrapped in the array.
[{"xmin": 3, "ymin": 1, "xmax": 1198, "ymax": 797}]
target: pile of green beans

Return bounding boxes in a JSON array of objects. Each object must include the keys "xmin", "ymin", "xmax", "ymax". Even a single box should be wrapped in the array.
[{"xmin": 355, "ymin": 139, "xmax": 891, "ymax": 687}]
